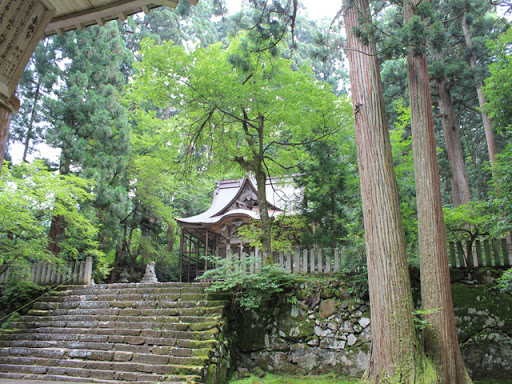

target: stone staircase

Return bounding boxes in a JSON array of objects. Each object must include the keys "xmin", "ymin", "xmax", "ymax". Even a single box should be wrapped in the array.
[{"xmin": 0, "ymin": 282, "xmax": 230, "ymax": 384}]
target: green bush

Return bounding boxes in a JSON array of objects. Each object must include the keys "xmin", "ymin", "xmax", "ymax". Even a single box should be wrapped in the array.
[
  {"xmin": 497, "ymin": 268, "xmax": 512, "ymax": 295},
  {"xmin": 0, "ymin": 279, "xmax": 44, "ymax": 314},
  {"xmin": 199, "ymin": 257, "xmax": 296, "ymax": 310}
]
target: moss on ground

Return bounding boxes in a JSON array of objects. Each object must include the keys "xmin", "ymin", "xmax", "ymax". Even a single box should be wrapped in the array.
[
  {"xmin": 229, "ymin": 374, "xmax": 358, "ymax": 383},
  {"xmin": 228, "ymin": 376, "xmax": 512, "ymax": 384}
]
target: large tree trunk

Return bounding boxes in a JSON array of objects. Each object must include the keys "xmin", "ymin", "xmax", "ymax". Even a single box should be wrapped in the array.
[
  {"xmin": 48, "ymin": 150, "xmax": 72, "ymax": 256},
  {"xmin": 405, "ymin": 2, "xmax": 472, "ymax": 383},
  {"xmin": 461, "ymin": 13, "xmax": 496, "ymax": 164},
  {"xmin": 434, "ymin": 73, "xmax": 470, "ymax": 206},
  {"xmin": 343, "ymin": 0, "xmax": 424, "ymax": 381}
]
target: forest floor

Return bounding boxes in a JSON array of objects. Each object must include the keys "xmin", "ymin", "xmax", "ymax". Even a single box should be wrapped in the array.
[{"xmin": 228, "ymin": 375, "xmax": 512, "ymax": 384}]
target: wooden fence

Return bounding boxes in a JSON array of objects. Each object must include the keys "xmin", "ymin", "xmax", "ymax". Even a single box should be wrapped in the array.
[
  {"xmin": 0, "ymin": 257, "xmax": 93, "ymax": 285},
  {"xmin": 448, "ymin": 238, "xmax": 511, "ymax": 268},
  {"xmin": 223, "ymin": 247, "xmax": 344, "ymax": 274}
]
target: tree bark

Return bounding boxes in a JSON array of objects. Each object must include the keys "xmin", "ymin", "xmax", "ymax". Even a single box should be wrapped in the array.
[
  {"xmin": 22, "ymin": 82, "xmax": 42, "ymax": 163},
  {"xmin": 343, "ymin": 0, "xmax": 423, "ymax": 381},
  {"xmin": 405, "ymin": 1, "xmax": 472, "ymax": 383},
  {"xmin": 434, "ymin": 73, "xmax": 470, "ymax": 206},
  {"xmin": 461, "ymin": 13, "xmax": 496, "ymax": 164}
]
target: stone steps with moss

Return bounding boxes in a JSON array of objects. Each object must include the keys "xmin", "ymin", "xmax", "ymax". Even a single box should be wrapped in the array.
[{"xmin": 0, "ymin": 282, "xmax": 229, "ymax": 383}]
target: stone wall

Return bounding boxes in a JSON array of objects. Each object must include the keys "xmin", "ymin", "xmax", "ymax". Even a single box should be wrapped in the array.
[
  {"xmin": 232, "ymin": 274, "xmax": 512, "ymax": 380},
  {"xmin": 234, "ymin": 280, "xmax": 371, "ymax": 377}
]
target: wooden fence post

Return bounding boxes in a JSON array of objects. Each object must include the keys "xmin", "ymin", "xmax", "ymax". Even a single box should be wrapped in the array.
[
  {"xmin": 501, "ymin": 238, "xmax": 510, "ymax": 267},
  {"xmin": 302, "ymin": 249, "xmax": 308, "ymax": 274},
  {"xmin": 294, "ymin": 247, "xmax": 300, "ymax": 273},
  {"xmin": 493, "ymin": 239, "xmax": 502, "ymax": 267},
  {"xmin": 317, "ymin": 249, "xmax": 323, "ymax": 274},
  {"xmin": 334, "ymin": 248, "xmax": 340, "ymax": 273},
  {"xmin": 325, "ymin": 250, "xmax": 331, "ymax": 274},
  {"xmin": 484, "ymin": 239, "xmax": 492, "ymax": 266},
  {"xmin": 310, "ymin": 249, "xmax": 315, "ymax": 274}
]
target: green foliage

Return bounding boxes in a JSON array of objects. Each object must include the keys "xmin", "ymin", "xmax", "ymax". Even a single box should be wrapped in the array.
[
  {"xmin": 236, "ymin": 215, "xmax": 305, "ymax": 253},
  {"xmin": 484, "ymin": 27, "xmax": 512, "ymax": 133},
  {"xmin": 200, "ymin": 258, "xmax": 296, "ymax": 310},
  {"xmin": 412, "ymin": 307, "xmax": 443, "ymax": 330},
  {"xmin": 443, "ymin": 201, "xmax": 495, "ymax": 242},
  {"xmin": 294, "ymin": 139, "xmax": 361, "ymax": 251},
  {"xmin": 0, "ymin": 161, "xmax": 101, "ymax": 267},
  {"xmin": 497, "ymin": 268, "xmax": 512, "ymax": 295},
  {"xmin": 488, "ymin": 147, "xmax": 512, "ymax": 235},
  {"xmin": 389, "ymin": 99, "xmax": 418, "ymax": 261},
  {"xmin": 0, "ymin": 277, "xmax": 44, "ymax": 315},
  {"xmin": 228, "ymin": 373, "xmax": 358, "ymax": 384}
]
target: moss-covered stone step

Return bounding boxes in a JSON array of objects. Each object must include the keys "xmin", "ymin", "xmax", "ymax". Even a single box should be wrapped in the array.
[
  {"xmin": 5, "ymin": 327, "xmax": 221, "ymax": 342},
  {"xmin": 28, "ymin": 305, "xmax": 225, "ymax": 317},
  {"xmin": 0, "ymin": 359, "xmax": 204, "ymax": 377},
  {"xmin": 0, "ymin": 369, "xmax": 201, "ymax": 383},
  {"xmin": 38, "ymin": 292, "xmax": 212, "ymax": 303},
  {"xmin": 0, "ymin": 354, "xmax": 208, "ymax": 374},
  {"xmin": 11, "ymin": 319, "xmax": 222, "ymax": 334},
  {"xmin": 19, "ymin": 313, "xmax": 222, "ymax": 324},
  {"xmin": 32, "ymin": 299, "xmax": 226, "ymax": 311},
  {"xmin": 0, "ymin": 342, "xmax": 209, "ymax": 365}
]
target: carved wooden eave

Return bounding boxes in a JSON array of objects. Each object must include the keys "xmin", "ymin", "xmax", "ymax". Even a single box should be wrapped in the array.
[{"xmin": 44, "ymin": 0, "xmax": 198, "ymax": 36}]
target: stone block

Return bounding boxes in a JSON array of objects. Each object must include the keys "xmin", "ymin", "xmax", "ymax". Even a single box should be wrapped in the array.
[{"xmin": 113, "ymin": 351, "xmax": 133, "ymax": 362}]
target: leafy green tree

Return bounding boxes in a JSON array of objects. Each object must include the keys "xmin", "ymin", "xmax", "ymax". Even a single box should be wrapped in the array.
[
  {"xmin": 484, "ymin": 27, "xmax": 512, "ymax": 132},
  {"xmin": 0, "ymin": 161, "xmax": 101, "ymax": 274},
  {"xmin": 128, "ymin": 34, "xmax": 351, "ymax": 262}
]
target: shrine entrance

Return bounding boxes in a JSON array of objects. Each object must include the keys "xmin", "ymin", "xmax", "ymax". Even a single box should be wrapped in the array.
[{"xmin": 177, "ymin": 178, "xmax": 296, "ymax": 282}]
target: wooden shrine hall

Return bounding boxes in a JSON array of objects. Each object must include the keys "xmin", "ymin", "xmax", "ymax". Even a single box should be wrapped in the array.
[{"xmin": 176, "ymin": 178, "xmax": 298, "ymax": 282}]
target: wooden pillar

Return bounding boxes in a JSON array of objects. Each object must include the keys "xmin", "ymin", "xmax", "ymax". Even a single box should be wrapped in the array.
[
  {"xmin": 0, "ymin": 96, "xmax": 19, "ymax": 175},
  {"xmin": 204, "ymin": 230, "xmax": 209, "ymax": 272},
  {"xmin": 179, "ymin": 228, "xmax": 184, "ymax": 282}
]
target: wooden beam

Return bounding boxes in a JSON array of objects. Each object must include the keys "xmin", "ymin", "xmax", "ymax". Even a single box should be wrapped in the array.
[
  {"xmin": 44, "ymin": 1, "xmax": 163, "ymax": 36},
  {"xmin": 152, "ymin": 0, "xmax": 180, "ymax": 7},
  {"xmin": 141, "ymin": 5, "xmax": 151, "ymax": 14},
  {"xmin": 118, "ymin": 12, "xmax": 128, "ymax": 21},
  {"xmin": 96, "ymin": 17, "xmax": 106, "ymax": 27}
]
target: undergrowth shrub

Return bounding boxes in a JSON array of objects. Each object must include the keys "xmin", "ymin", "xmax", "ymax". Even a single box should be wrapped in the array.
[
  {"xmin": 497, "ymin": 268, "xmax": 512, "ymax": 294},
  {"xmin": 0, "ymin": 279, "xmax": 44, "ymax": 314},
  {"xmin": 199, "ymin": 257, "xmax": 296, "ymax": 310}
]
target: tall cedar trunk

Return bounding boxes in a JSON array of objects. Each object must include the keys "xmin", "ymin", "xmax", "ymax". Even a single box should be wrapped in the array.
[
  {"xmin": 22, "ymin": 82, "xmax": 42, "ymax": 163},
  {"xmin": 434, "ymin": 74, "xmax": 471, "ymax": 206},
  {"xmin": 461, "ymin": 13, "xmax": 496, "ymax": 164},
  {"xmin": 48, "ymin": 150, "xmax": 72, "ymax": 255},
  {"xmin": 405, "ymin": 2, "xmax": 472, "ymax": 383},
  {"xmin": 343, "ymin": 0, "xmax": 423, "ymax": 381},
  {"xmin": 47, "ymin": 215, "xmax": 65, "ymax": 256}
]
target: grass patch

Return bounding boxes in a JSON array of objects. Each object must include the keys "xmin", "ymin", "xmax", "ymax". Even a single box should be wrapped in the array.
[
  {"xmin": 474, "ymin": 381, "xmax": 512, "ymax": 384},
  {"xmin": 229, "ymin": 374, "xmax": 359, "ymax": 384},
  {"xmin": 228, "ymin": 375, "xmax": 512, "ymax": 384}
]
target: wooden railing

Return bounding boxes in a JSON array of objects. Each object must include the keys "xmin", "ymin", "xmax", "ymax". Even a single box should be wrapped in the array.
[
  {"xmin": 448, "ymin": 238, "xmax": 511, "ymax": 268},
  {"xmin": 0, "ymin": 257, "xmax": 93, "ymax": 285},
  {"xmin": 222, "ymin": 247, "xmax": 344, "ymax": 274}
]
